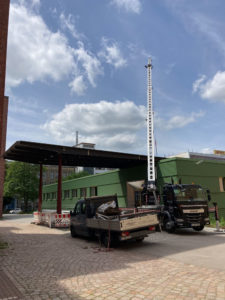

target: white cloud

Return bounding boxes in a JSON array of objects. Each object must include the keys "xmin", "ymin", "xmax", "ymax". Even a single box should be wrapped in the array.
[
  {"xmin": 6, "ymin": 2, "xmax": 104, "ymax": 95},
  {"xmin": 42, "ymin": 100, "xmax": 146, "ymax": 151},
  {"xmin": 166, "ymin": 3, "xmax": 225, "ymax": 60},
  {"xmin": 195, "ymin": 71, "xmax": 225, "ymax": 103},
  {"xmin": 60, "ymin": 13, "xmax": 83, "ymax": 40},
  {"xmin": 6, "ymin": 2, "xmax": 76, "ymax": 88},
  {"xmin": 69, "ymin": 75, "xmax": 87, "ymax": 95},
  {"xmin": 30, "ymin": 0, "xmax": 40, "ymax": 9},
  {"xmin": 99, "ymin": 38, "xmax": 127, "ymax": 69},
  {"xmin": 155, "ymin": 111, "xmax": 205, "ymax": 130},
  {"xmin": 191, "ymin": 14, "xmax": 225, "ymax": 58},
  {"xmin": 201, "ymin": 148, "xmax": 213, "ymax": 154},
  {"xmin": 165, "ymin": 63, "xmax": 176, "ymax": 75},
  {"xmin": 192, "ymin": 75, "xmax": 206, "ymax": 93},
  {"xmin": 73, "ymin": 42, "xmax": 103, "ymax": 87},
  {"xmin": 18, "ymin": 0, "xmax": 40, "ymax": 10},
  {"xmin": 111, "ymin": 0, "xmax": 141, "ymax": 14},
  {"xmin": 9, "ymin": 97, "xmax": 39, "ymax": 117}
]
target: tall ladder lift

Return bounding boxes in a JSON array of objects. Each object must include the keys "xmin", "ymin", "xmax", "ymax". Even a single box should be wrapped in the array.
[{"xmin": 143, "ymin": 58, "xmax": 158, "ymax": 205}]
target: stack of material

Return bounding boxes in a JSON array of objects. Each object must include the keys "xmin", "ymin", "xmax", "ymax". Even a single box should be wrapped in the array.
[{"xmin": 96, "ymin": 201, "xmax": 120, "ymax": 220}]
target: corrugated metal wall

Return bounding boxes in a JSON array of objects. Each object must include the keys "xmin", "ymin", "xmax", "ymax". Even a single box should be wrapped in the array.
[
  {"xmin": 42, "ymin": 165, "xmax": 146, "ymax": 210},
  {"xmin": 42, "ymin": 157, "xmax": 225, "ymax": 218},
  {"xmin": 158, "ymin": 157, "xmax": 225, "ymax": 218}
]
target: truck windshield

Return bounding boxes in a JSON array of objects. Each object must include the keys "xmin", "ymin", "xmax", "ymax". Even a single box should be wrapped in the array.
[{"xmin": 173, "ymin": 186, "xmax": 206, "ymax": 201}]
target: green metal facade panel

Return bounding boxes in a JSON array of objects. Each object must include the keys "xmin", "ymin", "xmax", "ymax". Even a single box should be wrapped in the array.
[
  {"xmin": 156, "ymin": 159, "xmax": 178, "ymax": 194},
  {"xmin": 158, "ymin": 157, "xmax": 225, "ymax": 218},
  {"xmin": 42, "ymin": 157, "xmax": 225, "ymax": 218},
  {"xmin": 42, "ymin": 165, "xmax": 147, "ymax": 210}
]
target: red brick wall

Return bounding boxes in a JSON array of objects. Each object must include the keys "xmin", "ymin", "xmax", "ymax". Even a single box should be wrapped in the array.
[{"xmin": 0, "ymin": 0, "xmax": 10, "ymax": 217}]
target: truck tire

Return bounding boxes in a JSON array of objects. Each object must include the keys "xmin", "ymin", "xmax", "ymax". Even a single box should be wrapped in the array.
[
  {"xmin": 193, "ymin": 225, "xmax": 204, "ymax": 231},
  {"xmin": 101, "ymin": 232, "xmax": 119, "ymax": 248},
  {"xmin": 164, "ymin": 219, "xmax": 175, "ymax": 233},
  {"xmin": 70, "ymin": 226, "xmax": 77, "ymax": 238},
  {"xmin": 101, "ymin": 233, "xmax": 111, "ymax": 248}
]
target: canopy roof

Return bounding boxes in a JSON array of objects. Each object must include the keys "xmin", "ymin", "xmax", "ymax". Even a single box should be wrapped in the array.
[{"xmin": 4, "ymin": 140, "xmax": 162, "ymax": 168}]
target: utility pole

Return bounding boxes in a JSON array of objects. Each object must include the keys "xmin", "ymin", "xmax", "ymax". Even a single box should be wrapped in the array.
[{"xmin": 0, "ymin": 0, "xmax": 10, "ymax": 217}]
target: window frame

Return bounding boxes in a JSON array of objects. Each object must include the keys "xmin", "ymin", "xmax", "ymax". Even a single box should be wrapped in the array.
[
  {"xmin": 80, "ymin": 187, "xmax": 87, "ymax": 198},
  {"xmin": 90, "ymin": 186, "xmax": 98, "ymax": 197},
  {"xmin": 72, "ymin": 189, "xmax": 78, "ymax": 198},
  {"xmin": 64, "ymin": 190, "xmax": 70, "ymax": 199}
]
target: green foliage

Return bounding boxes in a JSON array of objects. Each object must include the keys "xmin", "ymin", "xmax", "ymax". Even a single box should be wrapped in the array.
[
  {"xmin": 0, "ymin": 241, "xmax": 8, "ymax": 249},
  {"xmin": 4, "ymin": 161, "xmax": 40, "ymax": 211},
  {"xmin": 62, "ymin": 171, "xmax": 90, "ymax": 181},
  {"xmin": 209, "ymin": 214, "xmax": 225, "ymax": 228}
]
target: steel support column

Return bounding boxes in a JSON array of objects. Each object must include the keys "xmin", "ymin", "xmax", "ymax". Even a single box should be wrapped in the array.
[
  {"xmin": 57, "ymin": 155, "xmax": 62, "ymax": 214},
  {"xmin": 38, "ymin": 164, "xmax": 43, "ymax": 212}
]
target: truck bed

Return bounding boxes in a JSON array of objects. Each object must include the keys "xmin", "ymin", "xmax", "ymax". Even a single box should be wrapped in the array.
[{"xmin": 86, "ymin": 211, "xmax": 158, "ymax": 231}]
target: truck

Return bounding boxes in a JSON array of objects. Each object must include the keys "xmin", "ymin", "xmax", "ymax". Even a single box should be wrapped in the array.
[
  {"xmin": 143, "ymin": 59, "xmax": 211, "ymax": 232},
  {"xmin": 70, "ymin": 194, "xmax": 159, "ymax": 247},
  {"xmin": 160, "ymin": 183, "xmax": 211, "ymax": 233}
]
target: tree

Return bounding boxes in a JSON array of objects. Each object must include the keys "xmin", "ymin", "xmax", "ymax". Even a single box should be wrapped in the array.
[
  {"xmin": 4, "ymin": 161, "xmax": 40, "ymax": 212},
  {"xmin": 62, "ymin": 171, "xmax": 90, "ymax": 181}
]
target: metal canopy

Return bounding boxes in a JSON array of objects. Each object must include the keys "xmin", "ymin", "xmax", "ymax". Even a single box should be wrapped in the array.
[{"xmin": 3, "ymin": 140, "xmax": 162, "ymax": 169}]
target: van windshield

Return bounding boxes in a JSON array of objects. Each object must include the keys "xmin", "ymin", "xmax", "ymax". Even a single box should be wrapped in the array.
[{"xmin": 173, "ymin": 186, "xmax": 206, "ymax": 201}]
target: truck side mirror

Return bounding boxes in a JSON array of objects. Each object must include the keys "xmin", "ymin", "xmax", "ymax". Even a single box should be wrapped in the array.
[{"xmin": 206, "ymin": 190, "xmax": 211, "ymax": 202}]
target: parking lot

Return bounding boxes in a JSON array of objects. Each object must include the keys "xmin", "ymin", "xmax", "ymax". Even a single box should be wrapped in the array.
[{"xmin": 1, "ymin": 214, "xmax": 225, "ymax": 299}]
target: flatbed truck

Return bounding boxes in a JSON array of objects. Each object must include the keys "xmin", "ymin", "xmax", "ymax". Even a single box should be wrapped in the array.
[{"xmin": 70, "ymin": 195, "xmax": 159, "ymax": 247}]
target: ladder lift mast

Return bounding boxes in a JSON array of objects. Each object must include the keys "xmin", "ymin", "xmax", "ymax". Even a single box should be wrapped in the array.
[{"xmin": 144, "ymin": 58, "xmax": 157, "ymax": 204}]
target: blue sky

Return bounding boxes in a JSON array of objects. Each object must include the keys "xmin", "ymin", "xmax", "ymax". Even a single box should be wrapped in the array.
[{"xmin": 5, "ymin": 0, "xmax": 225, "ymax": 156}]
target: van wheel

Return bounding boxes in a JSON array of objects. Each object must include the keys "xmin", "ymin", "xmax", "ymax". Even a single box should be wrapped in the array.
[
  {"xmin": 193, "ymin": 225, "xmax": 204, "ymax": 231},
  {"xmin": 101, "ymin": 233, "xmax": 111, "ymax": 248},
  {"xmin": 70, "ymin": 226, "xmax": 77, "ymax": 238},
  {"xmin": 164, "ymin": 219, "xmax": 175, "ymax": 233}
]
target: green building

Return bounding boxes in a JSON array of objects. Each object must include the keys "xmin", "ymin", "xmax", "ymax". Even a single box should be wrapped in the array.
[{"xmin": 42, "ymin": 156, "xmax": 225, "ymax": 218}]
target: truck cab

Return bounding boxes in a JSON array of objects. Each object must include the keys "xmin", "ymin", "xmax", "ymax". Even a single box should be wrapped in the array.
[{"xmin": 162, "ymin": 184, "xmax": 210, "ymax": 232}]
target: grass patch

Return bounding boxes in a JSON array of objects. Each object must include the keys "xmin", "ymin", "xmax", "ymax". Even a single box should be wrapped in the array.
[
  {"xmin": 207, "ymin": 215, "xmax": 225, "ymax": 228},
  {"xmin": 0, "ymin": 241, "xmax": 8, "ymax": 249}
]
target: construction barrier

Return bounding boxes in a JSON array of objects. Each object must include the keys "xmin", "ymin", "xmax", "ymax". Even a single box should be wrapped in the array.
[
  {"xmin": 55, "ymin": 213, "xmax": 70, "ymax": 228},
  {"xmin": 33, "ymin": 211, "xmax": 70, "ymax": 228}
]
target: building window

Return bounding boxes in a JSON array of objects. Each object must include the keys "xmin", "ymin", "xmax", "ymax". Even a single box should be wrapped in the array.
[
  {"xmin": 51, "ymin": 192, "xmax": 56, "ymax": 200},
  {"xmin": 72, "ymin": 189, "xmax": 78, "ymax": 198},
  {"xmin": 64, "ymin": 190, "xmax": 70, "ymax": 199},
  {"xmin": 43, "ymin": 194, "xmax": 46, "ymax": 200},
  {"xmin": 90, "ymin": 186, "xmax": 97, "ymax": 197},
  {"xmin": 80, "ymin": 188, "xmax": 86, "ymax": 198},
  {"xmin": 47, "ymin": 193, "xmax": 51, "ymax": 200}
]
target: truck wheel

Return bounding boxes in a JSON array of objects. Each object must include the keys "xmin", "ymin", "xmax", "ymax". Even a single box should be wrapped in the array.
[
  {"xmin": 70, "ymin": 226, "xmax": 77, "ymax": 238},
  {"xmin": 101, "ymin": 233, "xmax": 111, "ymax": 248},
  {"xmin": 193, "ymin": 225, "xmax": 204, "ymax": 231},
  {"xmin": 164, "ymin": 219, "xmax": 175, "ymax": 233}
]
